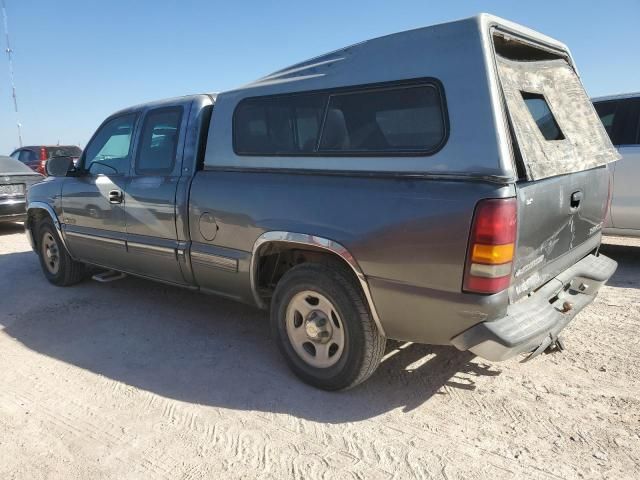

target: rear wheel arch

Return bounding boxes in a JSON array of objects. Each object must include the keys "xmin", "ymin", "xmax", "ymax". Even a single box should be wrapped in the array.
[{"xmin": 250, "ymin": 231, "xmax": 386, "ymax": 337}]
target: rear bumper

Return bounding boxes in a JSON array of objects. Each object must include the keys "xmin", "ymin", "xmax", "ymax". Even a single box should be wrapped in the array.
[
  {"xmin": 0, "ymin": 198, "xmax": 26, "ymax": 222},
  {"xmin": 451, "ymin": 253, "xmax": 617, "ymax": 361}
]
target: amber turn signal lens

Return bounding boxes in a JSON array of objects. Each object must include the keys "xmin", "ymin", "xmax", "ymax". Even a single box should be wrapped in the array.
[{"xmin": 471, "ymin": 243, "xmax": 514, "ymax": 265}]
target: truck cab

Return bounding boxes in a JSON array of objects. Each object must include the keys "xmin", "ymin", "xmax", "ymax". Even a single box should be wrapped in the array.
[{"xmin": 27, "ymin": 95, "xmax": 214, "ymax": 285}]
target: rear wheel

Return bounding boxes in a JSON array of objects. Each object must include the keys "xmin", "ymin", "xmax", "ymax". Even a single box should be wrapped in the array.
[
  {"xmin": 37, "ymin": 218, "xmax": 86, "ymax": 286},
  {"xmin": 271, "ymin": 263, "xmax": 386, "ymax": 390}
]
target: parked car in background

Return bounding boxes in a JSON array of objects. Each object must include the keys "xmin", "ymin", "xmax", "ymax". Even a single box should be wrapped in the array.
[
  {"xmin": 0, "ymin": 155, "xmax": 43, "ymax": 223},
  {"xmin": 26, "ymin": 14, "xmax": 618, "ymax": 390},
  {"xmin": 593, "ymin": 93, "xmax": 640, "ymax": 237},
  {"xmin": 9, "ymin": 145, "xmax": 82, "ymax": 176}
]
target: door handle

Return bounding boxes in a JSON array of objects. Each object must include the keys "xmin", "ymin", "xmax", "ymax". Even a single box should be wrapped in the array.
[
  {"xmin": 108, "ymin": 189, "xmax": 124, "ymax": 204},
  {"xmin": 570, "ymin": 190, "xmax": 582, "ymax": 210}
]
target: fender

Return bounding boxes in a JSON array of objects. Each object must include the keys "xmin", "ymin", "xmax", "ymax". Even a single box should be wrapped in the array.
[
  {"xmin": 250, "ymin": 231, "xmax": 386, "ymax": 337},
  {"xmin": 25, "ymin": 201, "xmax": 70, "ymax": 254}
]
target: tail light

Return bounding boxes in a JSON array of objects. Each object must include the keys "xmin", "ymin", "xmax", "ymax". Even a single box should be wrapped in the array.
[
  {"xmin": 463, "ymin": 198, "xmax": 517, "ymax": 294},
  {"xmin": 38, "ymin": 147, "xmax": 48, "ymax": 175}
]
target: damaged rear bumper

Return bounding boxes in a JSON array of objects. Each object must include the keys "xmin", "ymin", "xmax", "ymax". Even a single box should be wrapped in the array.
[{"xmin": 450, "ymin": 253, "xmax": 617, "ymax": 361}]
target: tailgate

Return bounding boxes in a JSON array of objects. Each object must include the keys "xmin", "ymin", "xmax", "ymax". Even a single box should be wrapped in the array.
[{"xmin": 494, "ymin": 48, "xmax": 619, "ymax": 300}]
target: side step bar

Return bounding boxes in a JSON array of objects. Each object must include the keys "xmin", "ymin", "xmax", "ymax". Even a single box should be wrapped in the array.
[{"xmin": 92, "ymin": 270, "xmax": 127, "ymax": 283}]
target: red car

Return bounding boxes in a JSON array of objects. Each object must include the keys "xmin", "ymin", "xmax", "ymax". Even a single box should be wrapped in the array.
[{"xmin": 9, "ymin": 145, "xmax": 82, "ymax": 175}]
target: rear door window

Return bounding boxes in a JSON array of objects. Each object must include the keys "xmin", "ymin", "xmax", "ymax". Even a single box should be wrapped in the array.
[
  {"xmin": 18, "ymin": 149, "xmax": 36, "ymax": 163},
  {"xmin": 48, "ymin": 146, "xmax": 82, "ymax": 159},
  {"xmin": 135, "ymin": 107, "xmax": 183, "ymax": 174}
]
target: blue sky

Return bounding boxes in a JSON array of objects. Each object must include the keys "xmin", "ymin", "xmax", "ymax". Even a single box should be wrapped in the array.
[{"xmin": 1, "ymin": 0, "xmax": 638, "ymax": 153}]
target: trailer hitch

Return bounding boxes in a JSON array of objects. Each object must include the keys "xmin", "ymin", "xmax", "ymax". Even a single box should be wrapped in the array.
[{"xmin": 521, "ymin": 335, "xmax": 565, "ymax": 362}]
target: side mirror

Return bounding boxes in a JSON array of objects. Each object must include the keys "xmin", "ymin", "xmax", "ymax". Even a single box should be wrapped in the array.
[{"xmin": 46, "ymin": 156, "xmax": 75, "ymax": 177}]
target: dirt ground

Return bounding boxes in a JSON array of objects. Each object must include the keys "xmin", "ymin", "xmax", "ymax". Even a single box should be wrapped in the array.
[{"xmin": 0, "ymin": 222, "xmax": 638, "ymax": 480}]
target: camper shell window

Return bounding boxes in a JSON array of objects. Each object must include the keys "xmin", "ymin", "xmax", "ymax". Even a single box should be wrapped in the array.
[{"xmin": 233, "ymin": 80, "xmax": 447, "ymax": 157}]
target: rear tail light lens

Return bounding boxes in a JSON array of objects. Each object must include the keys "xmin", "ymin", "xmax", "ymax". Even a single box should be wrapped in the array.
[
  {"xmin": 38, "ymin": 147, "xmax": 48, "ymax": 175},
  {"xmin": 463, "ymin": 198, "xmax": 517, "ymax": 294}
]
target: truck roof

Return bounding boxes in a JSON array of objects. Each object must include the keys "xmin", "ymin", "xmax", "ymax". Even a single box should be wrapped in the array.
[{"xmin": 109, "ymin": 93, "xmax": 217, "ymax": 118}]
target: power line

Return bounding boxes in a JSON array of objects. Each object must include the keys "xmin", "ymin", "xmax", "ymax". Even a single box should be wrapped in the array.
[{"xmin": 1, "ymin": 0, "xmax": 22, "ymax": 147}]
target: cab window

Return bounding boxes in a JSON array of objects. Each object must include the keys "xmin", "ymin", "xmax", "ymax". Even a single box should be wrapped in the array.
[
  {"xmin": 83, "ymin": 114, "xmax": 137, "ymax": 175},
  {"xmin": 135, "ymin": 107, "xmax": 183, "ymax": 174}
]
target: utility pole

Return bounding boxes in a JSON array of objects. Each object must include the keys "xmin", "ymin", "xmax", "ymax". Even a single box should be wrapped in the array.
[{"xmin": 1, "ymin": 0, "xmax": 22, "ymax": 147}]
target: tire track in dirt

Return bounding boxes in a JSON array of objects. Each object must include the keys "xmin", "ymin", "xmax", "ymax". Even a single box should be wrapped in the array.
[{"xmin": 2, "ymin": 346, "xmax": 573, "ymax": 480}]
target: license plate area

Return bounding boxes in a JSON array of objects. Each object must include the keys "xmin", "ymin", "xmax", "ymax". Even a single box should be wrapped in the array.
[{"xmin": 0, "ymin": 184, "xmax": 25, "ymax": 196}]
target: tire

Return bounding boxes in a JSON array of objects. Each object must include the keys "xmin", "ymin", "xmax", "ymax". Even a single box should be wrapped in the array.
[
  {"xmin": 36, "ymin": 218, "xmax": 86, "ymax": 286},
  {"xmin": 270, "ymin": 263, "xmax": 386, "ymax": 390}
]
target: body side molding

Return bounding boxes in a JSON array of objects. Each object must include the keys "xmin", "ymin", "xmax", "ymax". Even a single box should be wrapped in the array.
[{"xmin": 250, "ymin": 231, "xmax": 386, "ymax": 337}]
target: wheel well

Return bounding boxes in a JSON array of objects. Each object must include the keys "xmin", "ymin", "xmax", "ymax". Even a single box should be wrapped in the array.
[
  {"xmin": 26, "ymin": 208, "xmax": 49, "ymax": 246},
  {"xmin": 254, "ymin": 242, "xmax": 361, "ymax": 306}
]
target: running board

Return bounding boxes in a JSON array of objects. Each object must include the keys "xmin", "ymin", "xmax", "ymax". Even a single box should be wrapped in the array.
[{"xmin": 92, "ymin": 270, "xmax": 127, "ymax": 283}]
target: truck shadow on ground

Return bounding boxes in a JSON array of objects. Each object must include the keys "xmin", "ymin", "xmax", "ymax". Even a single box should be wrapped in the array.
[
  {"xmin": 2, "ymin": 250, "xmax": 503, "ymax": 422},
  {"xmin": 4, "ymin": 241, "xmax": 637, "ymax": 422},
  {"xmin": 599, "ymin": 243, "xmax": 639, "ymax": 289}
]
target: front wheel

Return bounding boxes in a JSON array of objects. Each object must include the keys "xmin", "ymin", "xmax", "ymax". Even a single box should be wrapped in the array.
[
  {"xmin": 270, "ymin": 263, "xmax": 386, "ymax": 390},
  {"xmin": 37, "ymin": 219, "xmax": 87, "ymax": 286}
]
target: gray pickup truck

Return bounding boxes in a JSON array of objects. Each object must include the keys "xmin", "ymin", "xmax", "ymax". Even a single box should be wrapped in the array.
[{"xmin": 26, "ymin": 14, "xmax": 618, "ymax": 390}]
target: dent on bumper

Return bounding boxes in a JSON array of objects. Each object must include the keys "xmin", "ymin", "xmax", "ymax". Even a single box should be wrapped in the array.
[{"xmin": 451, "ymin": 253, "xmax": 617, "ymax": 361}]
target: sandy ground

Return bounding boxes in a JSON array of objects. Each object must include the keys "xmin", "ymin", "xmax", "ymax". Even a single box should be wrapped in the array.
[{"xmin": 0, "ymin": 222, "xmax": 638, "ymax": 479}]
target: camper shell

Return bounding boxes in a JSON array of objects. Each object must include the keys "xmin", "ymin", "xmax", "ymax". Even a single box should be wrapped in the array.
[{"xmin": 205, "ymin": 13, "xmax": 613, "ymax": 178}]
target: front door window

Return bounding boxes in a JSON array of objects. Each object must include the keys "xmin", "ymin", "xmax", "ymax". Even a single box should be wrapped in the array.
[{"xmin": 84, "ymin": 114, "xmax": 136, "ymax": 175}]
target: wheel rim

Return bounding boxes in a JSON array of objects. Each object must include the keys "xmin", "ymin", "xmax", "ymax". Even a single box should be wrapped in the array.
[
  {"xmin": 285, "ymin": 290, "xmax": 345, "ymax": 368},
  {"xmin": 41, "ymin": 232, "xmax": 60, "ymax": 275}
]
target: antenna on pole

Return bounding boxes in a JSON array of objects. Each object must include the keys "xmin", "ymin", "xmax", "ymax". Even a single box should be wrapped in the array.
[{"xmin": 1, "ymin": 0, "xmax": 22, "ymax": 147}]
